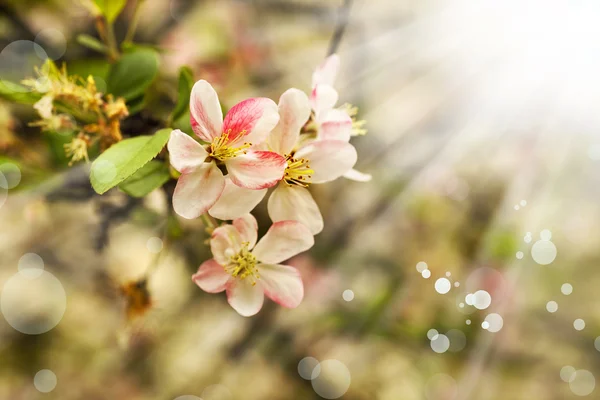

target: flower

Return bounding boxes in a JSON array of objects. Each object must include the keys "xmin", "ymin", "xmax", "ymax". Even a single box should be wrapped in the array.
[
  {"xmin": 168, "ymin": 80, "xmax": 286, "ymax": 220},
  {"xmin": 192, "ymin": 214, "xmax": 314, "ymax": 316}
]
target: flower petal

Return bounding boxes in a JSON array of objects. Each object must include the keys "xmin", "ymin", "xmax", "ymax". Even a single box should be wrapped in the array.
[
  {"xmin": 295, "ymin": 140, "xmax": 357, "ymax": 184},
  {"xmin": 208, "ymin": 177, "xmax": 267, "ymax": 220},
  {"xmin": 312, "ymin": 54, "xmax": 340, "ymax": 88},
  {"xmin": 190, "ymin": 80, "xmax": 223, "ymax": 142},
  {"xmin": 167, "ymin": 129, "xmax": 208, "ymax": 173},
  {"xmin": 173, "ymin": 162, "xmax": 225, "ymax": 219},
  {"xmin": 211, "ymin": 224, "xmax": 243, "ymax": 265},
  {"xmin": 192, "ymin": 259, "xmax": 230, "ymax": 293},
  {"xmin": 226, "ymin": 279, "xmax": 265, "ymax": 317},
  {"xmin": 310, "ymin": 84, "xmax": 338, "ymax": 117},
  {"xmin": 252, "ymin": 221, "xmax": 314, "ymax": 264},
  {"xmin": 257, "ymin": 263, "xmax": 303, "ymax": 308},
  {"xmin": 268, "ymin": 184, "xmax": 323, "ymax": 235},
  {"xmin": 222, "ymin": 97, "xmax": 280, "ymax": 145},
  {"xmin": 225, "ymin": 150, "xmax": 286, "ymax": 190},
  {"xmin": 344, "ymin": 168, "xmax": 372, "ymax": 182},
  {"xmin": 233, "ymin": 213, "xmax": 258, "ymax": 249},
  {"xmin": 318, "ymin": 109, "xmax": 352, "ymax": 142},
  {"xmin": 269, "ymin": 88, "xmax": 310, "ymax": 155}
]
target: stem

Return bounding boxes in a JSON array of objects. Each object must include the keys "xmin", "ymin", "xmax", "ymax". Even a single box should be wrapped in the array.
[
  {"xmin": 200, "ymin": 214, "xmax": 217, "ymax": 233},
  {"xmin": 124, "ymin": 0, "xmax": 145, "ymax": 45},
  {"xmin": 327, "ymin": 0, "xmax": 353, "ymax": 56},
  {"xmin": 105, "ymin": 21, "xmax": 120, "ymax": 61}
]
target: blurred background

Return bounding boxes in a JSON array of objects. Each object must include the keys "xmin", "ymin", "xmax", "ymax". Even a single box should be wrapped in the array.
[{"xmin": 1, "ymin": 0, "xmax": 600, "ymax": 399}]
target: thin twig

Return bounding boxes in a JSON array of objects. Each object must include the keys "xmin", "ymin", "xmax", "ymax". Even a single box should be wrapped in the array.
[
  {"xmin": 124, "ymin": 0, "xmax": 146, "ymax": 45},
  {"xmin": 327, "ymin": 0, "xmax": 354, "ymax": 56}
]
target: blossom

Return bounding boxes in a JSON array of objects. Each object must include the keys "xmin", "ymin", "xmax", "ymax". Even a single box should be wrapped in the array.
[
  {"xmin": 168, "ymin": 80, "xmax": 286, "ymax": 220},
  {"xmin": 192, "ymin": 214, "xmax": 314, "ymax": 316}
]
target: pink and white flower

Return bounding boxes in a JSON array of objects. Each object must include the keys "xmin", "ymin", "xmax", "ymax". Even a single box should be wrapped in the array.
[
  {"xmin": 192, "ymin": 214, "xmax": 314, "ymax": 316},
  {"xmin": 168, "ymin": 80, "xmax": 286, "ymax": 220},
  {"xmin": 266, "ymin": 88, "xmax": 357, "ymax": 234}
]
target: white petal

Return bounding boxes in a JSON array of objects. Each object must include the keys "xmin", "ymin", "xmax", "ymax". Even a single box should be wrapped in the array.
[
  {"xmin": 312, "ymin": 54, "xmax": 340, "ymax": 88},
  {"xmin": 226, "ymin": 279, "xmax": 265, "ymax": 317},
  {"xmin": 295, "ymin": 140, "xmax": 357, "ymax": 184},
  {"xmin": 173, "ymin": 162, "xmax": 225, "ymax": 219},
  {"xmin": 318, "ymin": 109, "xmax": 352, "ymax": 142},
  {"xmin": 190, "ymin": 80, "xmax": 223, "ymax": 142},
  {"xmin": 209, "ymin": 177, "xmax": 267, "ymax": 220},
  {"xmin": 233, "ymin": 213, "xmax": 258, "ymax": 249},
  {"xmin": 192, "ymin": 259, "xmax": 230, "ymax": 293},
  {"xmin": 344, "ymin": 168, "xmax": 372, "ymax": 182},
  {"xmin": 167, "ymin": 129, "xmax": 208, "ymax": 173},
  {"xmin": 210, "ymin": 225, "xmax": 242, "ymax": 265},
  {"xmin": 222, "ymin": 97, "xmax": 280, "ymax": 145},
  {"xmin": 310, "ymin": 84, "xmax": 338, "ymax": 117},
  {"xmin": 269, "ymin": 88, "xmax": 310, "ymax": 155},
  {"xmin": 252, "ymin": 221, "xmax": 314, "ymax": 264},
  {"xmin": 258, "ymin": 263, "xmax": 303, "ymax": 308},
  {"xmin": 268, "ymin": 184, "xmax": 323, "ymax": 235},
  {"xmin": 225, "ymin": 150, "xmax": 286, "ymax": 190}
]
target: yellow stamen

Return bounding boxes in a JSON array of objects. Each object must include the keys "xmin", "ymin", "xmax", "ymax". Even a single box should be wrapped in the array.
[
  {"xmin": 209, "ymin": 130, "xmax": 251, "ymax": 161},
  {"xmin": 225, "ymin": 243, "xmax": 260, "ymax": 285},
  {"xmin": 284, "ymin": 154, "xmax": 314, "ymax": 187}
]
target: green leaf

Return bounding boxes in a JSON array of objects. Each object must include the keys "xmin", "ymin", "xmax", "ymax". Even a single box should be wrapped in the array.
[
  {"xmin": 90, "ymin": 128, "xmax": 170, "ymax": 194},
  {"xmin": 107, "ymin": 48, "xmax": 159, "ymax": 102},
  {"xmin": 118, "ymin": 160, "xmax": 170, "ymax": 197},
  {"xmin": 76, "ymin": 34, "xmax": 108, "ymax": 54},
  {"xmin": 170, "ymin": 66, "xmax": 194, "ymax": 123},
  {"xmin": 0, "ymin": 80, "xmax": 42, "ymax": 104},
  {"xmin": 93, "ymin": 0, "xmax": 127, "ymax": 23}
]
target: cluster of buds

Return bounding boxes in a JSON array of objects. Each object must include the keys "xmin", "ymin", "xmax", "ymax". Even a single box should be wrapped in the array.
[
  {"xmin": 169, "ymin": 54, "xmax": 370, "ymax": 316},
  {"xmin": 23, "ymin": 60, "xmax": 129, "ymax": 165}
]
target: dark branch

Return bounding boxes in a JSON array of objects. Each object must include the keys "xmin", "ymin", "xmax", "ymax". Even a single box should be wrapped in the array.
[{"xmin": 327, "ymin": 0, "xmax": 353, "ymax": 56}]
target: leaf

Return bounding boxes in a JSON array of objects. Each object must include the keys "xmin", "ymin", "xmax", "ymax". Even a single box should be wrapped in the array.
[
  {"xmin": 76, "ymin": 34, "xmax": 108, "ymax": 54},
  {"xmin": 90, "ymin": 128, "xmax": 170, "ymax": 194},
  {"xmin": 170, "ymin": 66, "xmax": 194, "ymax": 123},
  {"xmin": 0, "ymin": 80, "xmax": 42, "ymax": 104},
  {"xmin": 93, "ymin": 0, "xmax": 127, "ymax": 23},
  {"xmin": 107, "ymin": 48, "xmax": 159, "ymax": 102},
  {"xmin": 118, "ymin": 160, "xmax": 170, "ymax": 197}
]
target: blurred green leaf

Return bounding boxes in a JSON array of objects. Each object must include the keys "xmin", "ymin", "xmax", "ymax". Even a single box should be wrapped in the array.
[
  {"xmin": 93, "ymin": 0, "xmax": 127, "ymax": 23},
  {"xmin": 90, "ymin": 128, "xmax": 170, "ymax": 194},
  {"xmin": 76, "ymin": 34, "xmax": 108, "ymax": 54},
  {"xmin": 170, "ymin": 66, "xmax": 194, "ymax": 123},
  {"xmin": 45, "ymin": 131, "xmax": 74, "ymax": 166},
  {"xmin": 107, "ymin": 48, "xmax": 159, "ymax": 102},
  {"xmin": 118, "ymin": 160, "xmax": 170, "ymax": 197},
  {"xmin": 0, "ymin": 81, "xmax": 41, "ymax": 104}
]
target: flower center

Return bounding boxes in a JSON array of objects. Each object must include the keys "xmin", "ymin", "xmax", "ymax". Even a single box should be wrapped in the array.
[
  {"xmin": 225, "ymin": 243, "xmax": 259, "ymax": 285},
  {"xmin": 209, "ymin": 130, "xmax": 251, "ymax": 161},
  {"xmin": 284, "ymin": 154, "xmax": 314, "ymax": 187}
]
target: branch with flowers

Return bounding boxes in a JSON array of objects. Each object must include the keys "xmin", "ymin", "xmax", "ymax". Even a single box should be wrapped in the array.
[{"xmin": 0, "ymin": 0, "xmax": 369, "ymax": 317}]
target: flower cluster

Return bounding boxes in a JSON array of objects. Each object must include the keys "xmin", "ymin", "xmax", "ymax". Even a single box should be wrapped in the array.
[
  {"xmin": 24, "ymin": 60, "xmax": 129, "ymax": 165},
  {"xmin": 168, "ymin": 55, "xmax": 369, "ymax": 316}
]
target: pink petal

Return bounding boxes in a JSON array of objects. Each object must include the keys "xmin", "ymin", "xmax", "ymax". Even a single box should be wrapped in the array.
[
  {"xmin": 252, "ymin": 221, "xmax": 314, "ymax": 265},
  {"xmin": 225, "ymin": 150, "xmax": 286, "ymax": 190},
  {"xmin": 167, "ymin": 129, "xmax": 208, "ymax": 173},
  {"xmin": 208, "ymin": 177, "xmax": 267, "ymax": 221},
  {"xmin": 192, "ymin": 259, "xmax": 230, "ymax": 293},
  {"xmin": 173, "ymin": 162, "xmax": 225, "ymax": 219},
  {"xmin": 295, "ymin": 140, "xmax": 357, "ymax": 184},
  {"xmin": 268, "ymin": 88, "xmax": 310, "ymax": 155},
  {"xmin": 257, "ymin": 263, "xmax": 304, "ymax": 308},
  {"xmin": 268, "ymin": 184, "xmax": 323, "ymax": 235},
  {"xmin": 226, "ymin": 279, "xmax": 265, "ymax": 317},
  {"xmin": 312, "ymin": 54, "xmax": 340, "ymax": 88},
  {"xmin": 310, "ymin": 84, "xmax": 338, "ymax": 117},
  {"xmin": 222, "ymin": 98, "xmax": 279, "ymax": 145},
  {"xmin": 344, "ymin": 168, "xmax": 372, "ymax": 182},
  {"xmin": 233, "ymin": 213, "xmax": 258, "ymax": 249},
  {"xmin": 318, "ymin": 109, "xmax": 352, "ymax": 142},
  {"xmin": 190, "ymin": 80, "xmax": 223, "ymax": 142},
  {"xmin": 211, "ymin": 224, "xmax": 243, "ymax": 265}
]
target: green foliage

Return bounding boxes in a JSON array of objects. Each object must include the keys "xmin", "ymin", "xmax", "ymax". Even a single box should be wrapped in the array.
[
  {"xmin": 76, "ymin": 34, "xmax": 108, "ymax": 54},
  {"xmin": 93, "ymin": 0, "xmax": 127, "ymax": 23},
  {"xmin": 170, "ymin": 66, "xmax": 194, "ymax": 124},
  {"xmin": 107, "ymin": 48, "xmax": 159, "ymax": 102},
  {"xmin": 90, "ymin": 128, "xmax": 170, "ymax": 194},
  {"xmin": 0, "ymin": 81, "xmax": 42, "ymax": 104},
  {"xmin": 118, "ymin": 160, "xmax": 170, "ymax": 197}
]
